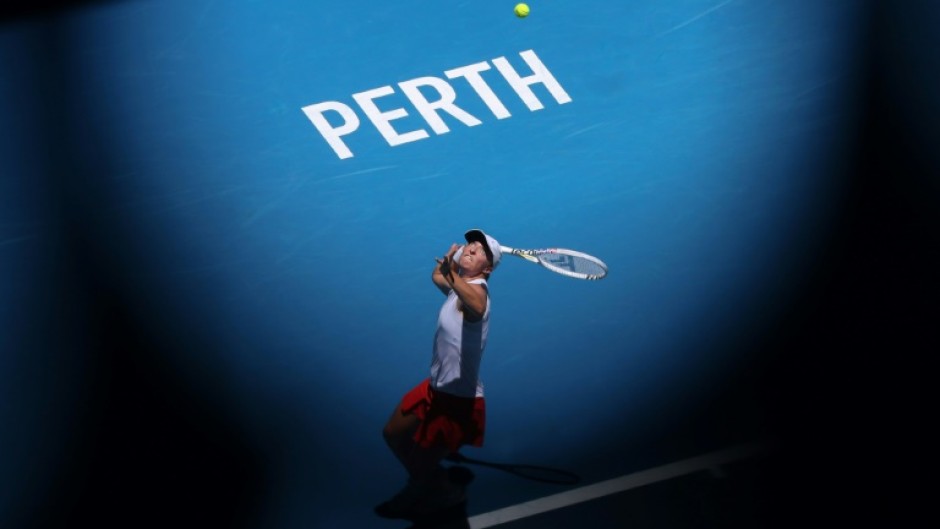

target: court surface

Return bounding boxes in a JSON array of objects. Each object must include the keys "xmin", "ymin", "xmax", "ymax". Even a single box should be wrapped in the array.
[{"xmin": 2, "ymin": 1, "xmax": 935, "ymax": 528}]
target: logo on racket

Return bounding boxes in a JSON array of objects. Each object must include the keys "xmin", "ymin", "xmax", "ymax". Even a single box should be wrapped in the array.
[{"xmin": 545, "ymin": 254, "xmax": 577, "ymax": 272}]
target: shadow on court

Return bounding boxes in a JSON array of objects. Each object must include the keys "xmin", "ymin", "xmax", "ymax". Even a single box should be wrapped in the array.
[
  {"xmin": 466, "ymin": 454, "xmax": 775, "ymax": 529},
  {"xmin": 385, "ymin": 467, "xmax": 473, "ymax": 529},
  {"xmin": 403, "ymin": 504, "xmax": 471, "ymax": 529},
  {"xmin": 381, "ymin": 457, "xmax": 581, "ymax": 528},
  {"xmin": 447, "ymin": 453, "xmax": 582, "ymax": 486}
]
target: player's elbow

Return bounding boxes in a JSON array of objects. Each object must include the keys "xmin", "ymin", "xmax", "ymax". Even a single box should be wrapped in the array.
[{"xmin": 466, "ymin": 300, "xmax": 486, "ymax": 318}]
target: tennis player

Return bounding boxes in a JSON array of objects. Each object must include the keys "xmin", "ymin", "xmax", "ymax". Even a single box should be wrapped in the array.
[{"xmin": 376, "ymin": 229, "xmax": 502, "ymax": 519}]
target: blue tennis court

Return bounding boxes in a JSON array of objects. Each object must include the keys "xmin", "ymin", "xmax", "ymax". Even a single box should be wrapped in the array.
[{"xmin": 3, "ymin": 1, "xmax": 936, "ymax": 527}]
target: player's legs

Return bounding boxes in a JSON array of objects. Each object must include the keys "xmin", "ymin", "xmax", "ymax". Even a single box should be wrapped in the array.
[
  {"xmin": 383, "ymin": 404, "xmax": 420, "ymax": 469},
  {"xmin": 378, "ymin": 406, "xmax": 462, "ymax": 518},
  {"xmin": 383, "ymin": 405, "xmax": 451, "ymax": 485}
]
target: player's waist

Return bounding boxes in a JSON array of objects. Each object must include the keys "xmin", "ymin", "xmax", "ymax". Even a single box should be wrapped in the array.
[{"xmin": 429, "ymin": 380, "xmax": 484, "ymax": 400}]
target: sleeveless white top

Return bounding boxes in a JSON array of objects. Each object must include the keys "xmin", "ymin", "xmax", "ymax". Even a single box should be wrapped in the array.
[{"xmin": 429, "ymin": 278, "xmax": 489, "ymax": 398}]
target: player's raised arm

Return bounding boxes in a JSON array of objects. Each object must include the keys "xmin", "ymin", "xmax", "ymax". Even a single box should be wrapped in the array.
[
  {"xmin": 437, "ymin": 243, "xmax": 489, "ymax": 321},
  {"xmin": 447, "ymin": 273, "xmax": 488, "ymax": 321}
]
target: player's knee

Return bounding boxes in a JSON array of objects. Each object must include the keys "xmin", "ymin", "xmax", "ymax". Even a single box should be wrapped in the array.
[{"xmin": 382, "ymin": 422, "xmax": 397, "ymax": 444}]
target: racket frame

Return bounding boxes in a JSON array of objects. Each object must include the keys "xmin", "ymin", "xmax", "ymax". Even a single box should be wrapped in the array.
[{"xmin": 500, "ymin": 245, "xmax": 608, "ymax": 280}]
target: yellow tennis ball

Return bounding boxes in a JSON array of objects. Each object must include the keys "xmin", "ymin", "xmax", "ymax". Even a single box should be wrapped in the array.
[{"xmin": 514, "ymin": 3, "xmax": 530, "ymax": 18}]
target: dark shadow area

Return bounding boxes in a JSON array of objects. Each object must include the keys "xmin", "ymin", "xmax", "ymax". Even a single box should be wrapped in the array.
[
  {"xmin": 447, "ymin": 452, "xmax": 581, "ymax": 485},
  {"xmin": 27, "ymin": 283, "xmax": 270, "ymax": 529},
  {"xmin": 382, "ymin": 455, "xmax": 579, "ymax": 528},
  {"xmin": 375, "ymin": 467, "xmax": 474, "ymax": 529},
  {"xmin": 0, "ymin": 0, "xmax": 123, "ymax": 25},
  {"xmin": 409, "ymin": 472, "xmax": 474, "ymax": 529},
  {"xmin": 747, "ymin": 1, "xmax": 938, "ymax": 526},
  {"xmin": 5, "ymin": 14, "xmax": 270, "ymax": 529},
  {"xmin": 404, "ymin": 502, "xmax": 471, "ymax": 529},
  {"xmin": 492, "ymin": 455, "xmax": 771, "ymax": 529}
]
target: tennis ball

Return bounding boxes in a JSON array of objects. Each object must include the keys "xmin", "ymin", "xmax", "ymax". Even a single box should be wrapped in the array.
[{"xmin": 514, "ymin": 3, "xmax": 530, "ymax": 18}]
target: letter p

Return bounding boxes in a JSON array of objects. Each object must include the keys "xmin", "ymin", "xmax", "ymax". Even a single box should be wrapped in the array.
[{"xmin": 301, "ymin": 101, "xmax": 361, "ymax": 160}]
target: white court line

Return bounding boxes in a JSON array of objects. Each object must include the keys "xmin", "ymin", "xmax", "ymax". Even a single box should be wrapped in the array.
[
  {"xmin": 656, "ymin": 0, "xmax": 736, "ymax": 37},
  {"xmin": 467, "ymin": 442, "xmax": 773, "ymax": 529}
]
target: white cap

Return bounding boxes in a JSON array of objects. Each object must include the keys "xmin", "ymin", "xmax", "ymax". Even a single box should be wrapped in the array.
[{"xmin": 464, "ymin": 229, "xmax": 502, "ymax": 270}]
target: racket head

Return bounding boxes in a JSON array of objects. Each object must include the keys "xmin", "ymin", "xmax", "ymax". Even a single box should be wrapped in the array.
[
  {"xmin": 539, "ymin": 248, "xmax": 608, "ymax": 280},
  {"xmin": 503, "ymin": 246, "xmax": 608, "ymax": 280}
]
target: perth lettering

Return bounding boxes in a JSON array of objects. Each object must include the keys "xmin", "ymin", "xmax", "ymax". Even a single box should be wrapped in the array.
[{"xmin": 301, "ymin": 50, "xmax": 572, "ymax": 159}]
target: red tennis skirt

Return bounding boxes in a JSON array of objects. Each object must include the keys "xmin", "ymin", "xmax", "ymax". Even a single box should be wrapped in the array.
[{"xmin": 400, "ymin": 379, "xmax": 486, "ymax": 452}]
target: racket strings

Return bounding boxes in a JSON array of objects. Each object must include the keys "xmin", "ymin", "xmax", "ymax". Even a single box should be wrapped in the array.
[
  {"xmin": 539, "ymin": 253, "xmax": 608, "ymax": 278},
  {"xmin": 569, "ymin": 256, "xmax": 607, "ymax": 276}
]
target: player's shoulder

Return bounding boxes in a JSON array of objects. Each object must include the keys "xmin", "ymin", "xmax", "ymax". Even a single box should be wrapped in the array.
[{"xmin": 470, "ymin": 278, "xmax": 489, "ymax": 290}]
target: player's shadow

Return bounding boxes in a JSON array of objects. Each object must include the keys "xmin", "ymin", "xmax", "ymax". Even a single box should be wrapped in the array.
[
  {"xmin": 404, "ymin": 503, "xmax": 471, "ymax": 529},
  {"xmin": 395, "ymin": 456, "xmax": 581, "ymax": 528},
  {"xmin": 446, "ymin": 452, "xmax": 582, "ymax": 485},
  {"xmin": 401, "ymin": 466, "xmax": 474, "ymax": 529}
]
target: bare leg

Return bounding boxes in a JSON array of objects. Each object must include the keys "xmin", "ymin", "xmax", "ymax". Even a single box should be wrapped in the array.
[
  {"xmin": 378, "ymin": 405, "xmax": 465, "ymax": 517},
  {"xmin": 383, "ymin": 406, "xmax": 455, "ymax": 488},
  {"xmin": 383, "ymin": 405, "xmax": 420, "ymax": 471}
]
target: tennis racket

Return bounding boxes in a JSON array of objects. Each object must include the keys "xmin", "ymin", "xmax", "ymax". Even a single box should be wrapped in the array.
[{"xmin": 500, "ymin": 246, "xmax": 608, "ymax": 280}]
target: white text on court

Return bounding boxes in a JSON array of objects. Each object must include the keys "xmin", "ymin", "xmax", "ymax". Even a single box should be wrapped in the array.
[{"xmin": 301, "ymin": 50, "xmax": 572, "ymax": 160}]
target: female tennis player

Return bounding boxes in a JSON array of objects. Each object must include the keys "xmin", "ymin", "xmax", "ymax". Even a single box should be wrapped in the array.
[{"xmin": 376, "ymin": 229, "xmax": 501, "ymax": 519}]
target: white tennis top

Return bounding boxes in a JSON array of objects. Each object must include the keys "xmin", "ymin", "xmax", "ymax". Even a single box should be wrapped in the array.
[{"xmin": 429, "ymin": 278, "xmax": 490, "ymax": 398}]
